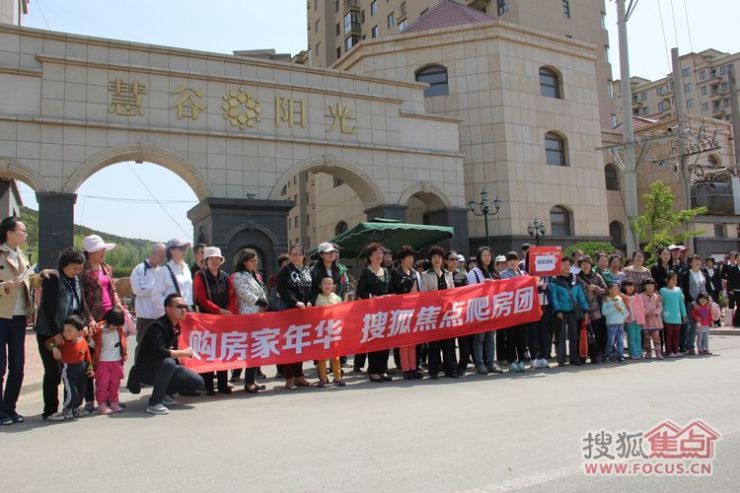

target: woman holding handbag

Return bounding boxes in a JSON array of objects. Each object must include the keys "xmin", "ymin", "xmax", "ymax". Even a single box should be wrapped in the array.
[{"xmin": 576, "ymin": 256, "xmax": 607, "ymax": 364}]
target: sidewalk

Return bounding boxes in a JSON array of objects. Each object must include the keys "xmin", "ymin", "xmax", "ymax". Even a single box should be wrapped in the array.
[{"xmin": 19, "ymin": 324, "xmax": 740, "ymax": 394}]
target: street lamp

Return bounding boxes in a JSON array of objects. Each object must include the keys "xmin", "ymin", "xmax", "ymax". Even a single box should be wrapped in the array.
[
  {"xmin": 527, "ymin": 218, "xmax": 546, "ymax": 246},
  {"xmin": 467, "ymin": 190, "xmax": 501, "ymax": 247}
]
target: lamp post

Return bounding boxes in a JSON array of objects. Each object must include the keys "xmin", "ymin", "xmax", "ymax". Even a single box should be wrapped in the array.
[
  {"xmin": 527, "ymin": 218, "xmax": 546, "ymax": 246},
  {"xmin": 467, "ymin": 190, "xmax": 501, "ymax": 248}
]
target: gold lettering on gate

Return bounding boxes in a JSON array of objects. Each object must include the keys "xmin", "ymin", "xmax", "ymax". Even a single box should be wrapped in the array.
[
  {"xmin": 275, "ymin": 96, "xmax": 307, "ymax": 128},
  {"xmin": 326, "ymin": 103, "xmax": 356, "ymax": 134},
  {"xmin": 108, "ymin": 79, "xmax": 147, "ymax": 116},
  {"xmin": 222, "ymin": 89, "xmax": 261, "ymax": 130},
  {"xmin": 171, "ymin": 85, "xmax": 206, "ymax": 120}
]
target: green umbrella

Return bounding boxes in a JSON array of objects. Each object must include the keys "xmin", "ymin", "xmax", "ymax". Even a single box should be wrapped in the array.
[{"xmin": 314, "ymin": 219, "xmax": 455, "ymax": 259}]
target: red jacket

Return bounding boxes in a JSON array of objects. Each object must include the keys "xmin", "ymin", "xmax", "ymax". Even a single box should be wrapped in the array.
[
  {"xmin": 91, "ymin": 322, "xmax": 128, "ymax": 366},
  {"xmin": 193, "ymin": 270, "xmax": 237, "ymax": 314},
  {"xmin": 47, "ymin": 337, "xmax": 92, "ymax": 367},
  {"xmin": 690, "ymin": 303, "xmax": 712, "ymax": 327}
]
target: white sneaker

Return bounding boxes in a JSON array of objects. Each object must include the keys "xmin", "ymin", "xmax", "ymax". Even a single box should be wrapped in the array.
[
  {"xmin": 145, "ymin": 404, "xmax": 170, "ymax": 415},
  {"xmin": 162, "ymin": 395, "xmax": 178, "ymax": 406},
  {"xmin": 44, "ymin": 412, "xmax": 66, "ymax": 422}
]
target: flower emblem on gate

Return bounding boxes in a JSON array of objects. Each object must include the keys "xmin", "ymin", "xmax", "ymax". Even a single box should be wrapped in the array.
[{"xmin": 222, "ymin": 89, "xmax": 261, "ymax": 129}]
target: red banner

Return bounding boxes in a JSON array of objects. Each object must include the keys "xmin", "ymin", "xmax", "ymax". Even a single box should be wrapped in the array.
[
  {"xmin": 528, "ymin": 246, "xmax": 563, "ymax": 276},
  {"xmin": 178, "ymin": 276, "xmax": 541, "ymax": 373}
]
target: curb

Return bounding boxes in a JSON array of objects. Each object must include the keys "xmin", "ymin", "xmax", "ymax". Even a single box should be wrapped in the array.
[{"xmin": 709, "ymin": 328, "xmax": 740, "ymax": 336}]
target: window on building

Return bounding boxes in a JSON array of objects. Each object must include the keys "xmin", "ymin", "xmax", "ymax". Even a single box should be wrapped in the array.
[
  {"xmin": 336, "ymin": 46, "xmax": 341, "ymax": 59},
  {"xmin": 344, "ymin": 35, "xmax": 360, "ymax": 51},
  {"xmin": 720, "ymin": 65, "xmax": 730, "ymax": 75},
  {"xmin": 610, "ymin": 114, "xmax": 617, "ymax": 128},
  {"xmin": 700, "ymin": 86, "xmax": 708, "ymax": 96},
  {"xmin": 371, "ymin": 0, "xmax": 377, "ymax": 15},
  {"xmin": 698, "ymin": 70, "xmax": 706, "ymax": 80},
  {"xmin": 722, "ymin": 82, "xmax": 729, "ymax": 92},
  {"xmin": 415, "ymin": 64, "xmax": 449, "ymax": 97},
  {"xmin": 601, "ymin": 11, "xmax": 606, "ymax": 28},
  {"xmin": 702, "ymin": 102, "xmax": 709, "ymax": 112},
  {"xmin": 387, "ymin": 12, "xmax": 395, "ymax": 28},
  {"xmin": 399, "ymin": 19, "xmax": 408, "ymax": 31},
  {"xmin": 335, "ymin": 221, "xmax": 349, "ymax": 236},
  {"xmin": 562, "ymin": 0, "xmax": 570, "ymax": 18},
  {"xmin": 343, "ymin": 10, "xmax": 361, "ymax": 33},
  {"xmin": 724, "ymin": 98, "xmax": 731, "ymax": 108},
  {"xmin": 335, "ymin": 23, "xmax": 340, "ymax": 36},
  {"xmin": 684, "ymin": 82, "xmax": 692, "ymax": 93},
  {"xmin": 686, "ymin": 98, "xmax": 694, "ymax": 108},
  {"xmin": 371, "ymin": 25, "xmax": 379, "ymax": 38},
  {"xmin": 605, "ymin": 164, "xmax": 619, "ymax": 190},
  {"xmin": 334, "ymin": 0, "xmax": 339, "ymax": 12},
  {"xmin": 610, "ymin": 221, "xmax": 624, "ymax": 248},
  {"xmin": 539, "ymin": 67, "xmax": 561, "ymax": 98},
  {"xmin": 641, "ymin": 106, "xmax": 649, "ymax": 116},
  {"xmin": 315, "ymin": 42, "xmax": 321, "ymax": 58},
  {"xmin": 315, "ymin": 20, "xmax": 320, "ymax": 32},
  {"xmin": 544, "ymin": 132, "xmax": 567, "ymax": 166},
  {"xmin": 657, "ymin": 86, "xmax": 665, "ymax": 96},
  {"xmin": 607, "ymin": 80, "xmax": 614, "ymax": 98},
  {"xmin": 400, "ymin": 1, "xmax": 407, "ymax": 17},
  {"xmin": 604, "ymin": 45, "xmax": 609, "ymax": 63},
  {"xmin": 497, "ymin": 0, "xmax": 510, "ymax": 16},
  {"xmin": 682, "ymin": 67, "xmax": 691, "ymax": 77},
  {"xmin": 314, "ymin": 0, "xmax": 318, "ymax": 10},
  {"xmin": 714, "ymin": 224, "xmax": 726, "ymax": 238},
  {"xmin": 550, "ymin": 206, "xmax": 572, "ymax": 236},
  {"xmin": 658, "ymin": 101, "xmax": 667, "ymax": 112},
  {"xmin": 640, "ymin": 91, "xmax": 647, "ymax": 101}
]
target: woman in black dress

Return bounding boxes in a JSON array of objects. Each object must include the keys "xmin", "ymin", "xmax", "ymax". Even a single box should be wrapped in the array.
[
  {"xmin": 390, "ymin": 245, "xmax": 422, "ymax": 380},
  {"xmin": 356, "ymin": 242, "xmax": 392, "ymax": 383}
]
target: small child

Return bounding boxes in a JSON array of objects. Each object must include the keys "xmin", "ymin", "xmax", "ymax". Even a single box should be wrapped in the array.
[
  {"xmin": 621, "ymin": 280, "xmax": 645, "ymax": 360},
  {"xmin": 90, "ymin": 308, "xmax": 128, "ymax": 414},
  {"xmin": 313, "ymin": 277, "xmax": 345, "ymax": 387},
  {"xmin": 601, "ymin": 282, "xmax": 628, "ymax": 363},
  {"xmin": 46, "ymin": 315, "xmax": 94, "ymax": 420},
  {"xmin": 640, "ymin": 278, "xmax": 664, "ymax": 359},
  {"xmin": 659, "ymin": 271, "xmax": 687, "ymax": 358},
  {"xmin": 690, "ymin": 293, "xmax": 713, "ymax": 355}
]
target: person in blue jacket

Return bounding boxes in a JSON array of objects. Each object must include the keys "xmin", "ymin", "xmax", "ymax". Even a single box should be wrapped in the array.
[{"xmin": 549, "ymin": 257, "xmax": 590, "ymax": 366}]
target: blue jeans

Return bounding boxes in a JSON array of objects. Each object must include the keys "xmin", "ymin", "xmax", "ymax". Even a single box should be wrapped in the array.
[
  {"xmin": 473, "ymin": 331, "xmax": 495, "ymax": 367},
  {"xmin": 682, "ymin": 302, "xmax": 696, "ymax": 351},
  {"xmin": 605, "ymin": 324, "xmax": 625, "ymax": 361},
  {"xmin": 0, "ymin": 316, "xmax": 26, "ymax": 416}
]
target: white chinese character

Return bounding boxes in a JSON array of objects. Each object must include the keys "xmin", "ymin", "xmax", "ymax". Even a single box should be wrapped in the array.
[
  {"xmin": 250, "ymin": 328, "xmax": 281, "ymax": 359},
  {"xmin": 314, "ymin": 319, "xmax": 343, "ymax": 349},
  {"xmin": 388, "ymin": 309, "xmax": 414, "ymax": 336},
  {"xmin": 284, "ymin": 323, "xmax": 312, "ymax": 354},
  {"xmin": 220, "ymin": 331, "xmax": 248, "ymax": 361},
  {"xmin": 514, "ymin": 287, "xmax": 535, "ymax": 313},
  {"xmin": 441, "ymin": 301, "xmax": 465, "ymax": 328},
  {"xmin": 189, "ymin": 330, "xmax": 218, "ymax": 361},
  {"xmin": 413, "ymin": 306, "xmax": 441, "ymax": 332},
  {"xmin": 465, "ymin": 297, "xmax": 491, "ymax": 323},
  {"xmin": 492, "ymin": 292, "xmax": 514, "ymax": 319},
  {"xmin": 361, "ymin": 312, "xmax": 388, "ymax": 343}
]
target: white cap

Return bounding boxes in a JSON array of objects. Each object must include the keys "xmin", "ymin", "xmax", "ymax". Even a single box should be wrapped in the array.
[
  {"xmin": 203, "ymin": 246, "xmax": 225, "ymax": 265},
  {"xmin": 495, "ymin": 255, "xmax": 507, "ymax": 263},
  {"xmin": 667, "ymin": 244, "xmax": 680, "ymax": 250},
  {"xmin": 456, "ymin": 254, "xmax": 465, "ymax": 263},
  {"xmin": 166, "ymin": 238, "xmax": 192, "ymax": 250},
  {"xmin": 83, "ymin": 234, "xmax": 116, "ymax": 253},
  {"xmin": 317, "ymin": 242, "xmax": 338, "ymax": 254}
]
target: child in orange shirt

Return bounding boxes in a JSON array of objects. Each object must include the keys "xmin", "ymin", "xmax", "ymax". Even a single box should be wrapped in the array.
[{"xmin": 46, "ymin": 315, "xmax": 93, "ymax": 421}]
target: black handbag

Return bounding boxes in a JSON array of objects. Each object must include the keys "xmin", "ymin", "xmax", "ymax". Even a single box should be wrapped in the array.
[{"xmin": 567, "ymin": 285, "xmax": 586, "ymax": 320}]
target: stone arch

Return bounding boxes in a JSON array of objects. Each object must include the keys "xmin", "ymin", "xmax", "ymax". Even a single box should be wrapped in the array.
[
  {"xmin": 398, "ymin": 182, "xmax": 452, "ymax": 210},
  {"xmin": 268, "ymin": 155, "xmax": 385, "ymax": 208},
  {"xmin": 62, "ymin": 144, "xmax": 213, "ymax": 200},
  {"xmin": 222, "ymin": 221, "xmax": 282, "ymax": 276},
  {"xmin": 0, "ymin": 158, "xmax": 51, "ymax": 193}
]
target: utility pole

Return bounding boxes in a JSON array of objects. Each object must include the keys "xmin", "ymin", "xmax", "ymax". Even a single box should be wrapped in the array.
[
  {"xmin": 616, "ymin": 0, "xmax": 639, "ymax": 254},
  {"xmin": 670, "ymin": 47, "xmax": 694, "ymax": 252}
]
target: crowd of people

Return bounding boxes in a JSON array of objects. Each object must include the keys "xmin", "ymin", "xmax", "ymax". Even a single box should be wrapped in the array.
[{"xmin": 1, "ymin": 213, "xmax": 739, "ymax": 424}]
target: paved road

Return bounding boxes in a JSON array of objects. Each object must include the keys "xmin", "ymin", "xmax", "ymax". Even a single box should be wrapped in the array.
[{"xmin": 3, "ymin": 335, "xmax": 740, "ymax": 492}]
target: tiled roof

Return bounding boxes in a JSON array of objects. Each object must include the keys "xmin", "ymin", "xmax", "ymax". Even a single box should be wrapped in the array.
[
  {"xmin": 403, "ymin": 0, "xmax": 494, "ymax": 34},
  {"xmin": 612, "ymin": 115, "xmax": 658, "ymax": 130}
]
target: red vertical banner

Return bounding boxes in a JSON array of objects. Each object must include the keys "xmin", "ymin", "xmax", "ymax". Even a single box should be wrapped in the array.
[
  {"xmin": 178, "ymin": 276, "xmax": 541, "ymax": 373},
  {"xmin": 528, "ymin": 246, "xmax": 562, "ymax": 276}
]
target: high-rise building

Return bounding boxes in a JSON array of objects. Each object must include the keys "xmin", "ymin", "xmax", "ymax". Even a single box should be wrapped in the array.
[{"xmin": 307, "ymin": 0, "xmax": 615, "ymax": 128}]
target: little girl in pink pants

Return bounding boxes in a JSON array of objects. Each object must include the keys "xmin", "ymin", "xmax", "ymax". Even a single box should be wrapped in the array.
[{"xmin": 91, "ymin": 308, "xmax": 128, "ymax": 415}]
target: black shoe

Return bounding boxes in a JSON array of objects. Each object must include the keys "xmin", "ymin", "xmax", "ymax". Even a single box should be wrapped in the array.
[
  {"xmin": 218, "ymin": 386, "xmax": 233, "ymax": 395},
  {"xmin": 456, "ymin": 368, "xmax": 466, "ymax": 377},
  {"xmin": 275, "ymin": 371, "xmax": 284, "ymax": 379},
  {"xmin": 10, "ymin": 413, "xmax": 24, "ymax": 423},
  {"xmin": 382, "ymin": 373, "xmax": 393, "ymax": 381},
  {"xmin": 429, "ymin": 373, "xmax": 440, "ymax": 380},
  {"xmin": 256, "ymin": 370, "xmax": 267, "ymax": 379},
  {"xmin": 244, "ymin": 385, "xmax": 260, "ymax": 394},
  {"xmin": 445, "ymin": 373, "xmax": 459, "ymax": 379},
  {"xmin": 369, "ymin": 374, "xmax": 384, "ymax": 383},
  {"xmin": 402, "ymin": 371, "xmax": 415, "ymax": 380},
  {"xmin": 206, "ymin": 389, "xmax": 216, "ymax": 396},
  {"xmin": 0, "ymin": 414, "xmax": 13, "ymax": 426}
]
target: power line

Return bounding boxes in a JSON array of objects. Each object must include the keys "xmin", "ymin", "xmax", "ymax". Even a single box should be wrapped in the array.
[
  {"xmin": 34, "ymin": 0, "xmax": 52, "ymax": 29},
  {"xmin": 18, "ymin": 190, "xmax": 197, "ymax": 205},
  {"xmin": 681, "ymin": 0, "xmax": 694, "ymax": 53},
  {"xmin": 656, "ymin": 0, "xmax": 673, "ymax": 73},
  {"xmin": 126, "ymin": 163, "xmax": 191, "ymax": 237},
  {"xmin": 669, "ymin": 0, "xmax": 681, "ymax": 51}
]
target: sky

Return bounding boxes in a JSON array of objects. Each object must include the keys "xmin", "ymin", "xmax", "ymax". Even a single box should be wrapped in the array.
[{"xmin": 16, "ymin": 0, "xmax": 740, "ymax": 241}]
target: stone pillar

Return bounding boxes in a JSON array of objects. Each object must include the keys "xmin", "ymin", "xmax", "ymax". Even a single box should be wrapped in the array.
[
  {"xmin": 426, "ymin": 207, "xmax": 470, "ymax": 253},
  {"xmin": 364, "ymin": 205, "xmax": 407, "ymax": 222},
  {"xmin": 36, "ymin": 192, "xmax": 77, "ymax": 269},
  {"xmin": 188, "ymin": 197, "xmax": 293, "ymax": 276}
]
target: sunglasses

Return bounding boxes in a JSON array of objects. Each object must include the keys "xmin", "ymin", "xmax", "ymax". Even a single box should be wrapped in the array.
[{"xmin": 172, "ymin": 304, "xmax": 189, "ymax": 309}]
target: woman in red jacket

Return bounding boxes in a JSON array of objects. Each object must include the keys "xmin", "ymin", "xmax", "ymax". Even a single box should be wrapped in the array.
[{"xmin": 193, "ymin": 247, "xmax": 237, "ymax": 395}]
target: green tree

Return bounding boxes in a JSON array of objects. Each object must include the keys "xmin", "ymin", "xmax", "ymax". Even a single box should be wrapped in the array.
[{"xmin": 631, "ymin": 181, "xmax": 707, "ymax": 262}]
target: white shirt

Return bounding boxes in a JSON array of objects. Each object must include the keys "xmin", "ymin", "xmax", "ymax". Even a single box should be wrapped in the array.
[
  {"xmin": 130, "ymin": 260, "xmax": 164, "ymax": 319},
  {"xmin": 99, "ymin": 327, "xmax": 122, "ymax": 362},
  {"xmin": 159, "ymin": 259, "xmax": 193, "ymax": 305}
]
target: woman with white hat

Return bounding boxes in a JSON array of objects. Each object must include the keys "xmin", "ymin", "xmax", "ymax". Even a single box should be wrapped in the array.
[
  {"xmin": 193, "ymin": 246, "xmax": 236, "ymax": 395},
  {"xmin": 160, "ymin": 239, "xmax": 194, "ymax": 307},
  {"xmin": 78, "ymin": 234, "xmax": 122, "ymax": 414}
]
